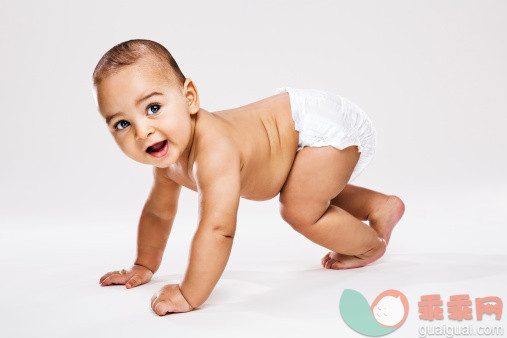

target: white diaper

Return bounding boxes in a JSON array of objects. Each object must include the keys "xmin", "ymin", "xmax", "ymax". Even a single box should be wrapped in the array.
[{"xmin": 275, "ymin": 86, "xmax": 377, "ymax": 183}]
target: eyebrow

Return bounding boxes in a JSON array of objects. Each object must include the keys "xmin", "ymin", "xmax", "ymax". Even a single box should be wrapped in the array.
[
  {"xmin": 105, "ymin": 91, "xmax": 164, "ymax": 125},
  {"xmin": 135, "ymin": 91, "xmax": 164, "ymax": 107}
]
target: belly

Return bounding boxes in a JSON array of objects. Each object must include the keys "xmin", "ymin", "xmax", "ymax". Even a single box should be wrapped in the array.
[
  {"xmin": 239, "ymin": 166, "xmax": 289, "ymax": 200},
  {"xmin": 239, "ymin": 113, "xmax": 299, "ymax": 200},
  {"xmin": 239, "ymin": 157, "xmax": 295, "ymax": 201}
]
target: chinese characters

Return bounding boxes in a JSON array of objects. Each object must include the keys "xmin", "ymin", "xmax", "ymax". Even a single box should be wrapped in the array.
[{"xmin": 418, "ymin": 294, "xmax": 502, "ymax": 321}]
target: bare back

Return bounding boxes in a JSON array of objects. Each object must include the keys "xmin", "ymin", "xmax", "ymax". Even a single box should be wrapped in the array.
[{"xmin": 163, "ymin": 92, "xmax": 299, "ymax": 200}]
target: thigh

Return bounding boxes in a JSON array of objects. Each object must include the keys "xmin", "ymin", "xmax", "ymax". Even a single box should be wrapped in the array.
[{"xmin": 279, "ymin": 145, "xmax": 360, "ymax": 227}]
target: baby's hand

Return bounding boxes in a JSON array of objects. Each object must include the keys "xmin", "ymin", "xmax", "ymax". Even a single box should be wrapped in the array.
[
  {"xmin": 151, "ymin": 284, "xmax": 193, "ymax": 315},
  {"xmin": 99, "ymin": 264, "xmax": 153, "ymax": 289}
]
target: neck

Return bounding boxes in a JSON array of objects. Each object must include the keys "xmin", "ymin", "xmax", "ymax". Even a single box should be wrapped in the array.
[{"xmin": 178, "ymin": 108, "xmax": 204, "ymax": 173}]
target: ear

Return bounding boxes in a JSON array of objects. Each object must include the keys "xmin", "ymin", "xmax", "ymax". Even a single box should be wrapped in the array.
[{"xmin": 183, "ymin": 78, "xmax": 200, "ymax": 115}]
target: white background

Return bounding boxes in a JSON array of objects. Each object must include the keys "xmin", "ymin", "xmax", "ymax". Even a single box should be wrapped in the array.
[{"xmin": 1, "ymin": 0, "xmax": 506, "ymax": 337}]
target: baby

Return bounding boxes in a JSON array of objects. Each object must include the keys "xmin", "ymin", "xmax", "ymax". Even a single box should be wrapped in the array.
[{"xmin": 93, "ymin": 39, "xmax": 405, "ymax": 316}]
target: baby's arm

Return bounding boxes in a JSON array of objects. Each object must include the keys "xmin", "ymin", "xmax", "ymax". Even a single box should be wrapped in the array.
[
  {"xmin": 135, "ymin": 167, "xmax": 181, "ymax": 273},
  {"xmin": 100, "ymin": 167, "xmax": 181, "ymax": 288},
  {"xmin": 180, "ymin": 141, "xmax": 241, "ymax": 309}
]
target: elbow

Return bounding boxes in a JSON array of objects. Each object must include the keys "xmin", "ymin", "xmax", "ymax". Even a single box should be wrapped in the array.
[
  {"xmin": 208, "ymin": 224, "xmax": 236, "ymax": 239},
  {"xmin": 212, "ymin": 226, "xmax": 235, "ymax": 239},
  {"xmin": 197, "ymin": 218, "xmax": 236, "ymax": 238}
]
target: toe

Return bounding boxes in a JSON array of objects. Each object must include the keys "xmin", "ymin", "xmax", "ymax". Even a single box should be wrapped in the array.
[
  {"xmin": 327, "ymin": 257, "xmax": 349, "ymax": 270},
  {"xmin": 321, "ymin": 252, "xmax": 330, "ymax": 265},
  {"xmin": 322, "ymin": 256, "xmax": 330, "ymax": 268},
  {"xmin": 321, "ymin": 252, "xmax": 331, "ymax": 266},
  {"xmin": 329, "ymin": 260, "xmax": 341, "ymax": 269},
  {"xmin": 325, "ymin": 257, "xmax": 336, "ymax": 269}
]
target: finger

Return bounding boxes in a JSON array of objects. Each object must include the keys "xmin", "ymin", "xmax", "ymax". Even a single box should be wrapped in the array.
[
  {"xmin": 152, "ymin": 292, "xmax": 164, "ymax": 309},
  {"xmin": 152, "ymin": 295, "xmax": 162, "ymax": 310},
  {"xmin": 125, "ymin": 274, "xmax": 142, "ymax": 289},
  {"xmin": 154, "ymin": 301, "xmax": 174, "ymax": 316},
  {"xmin": 99, "ymin": 272, "xmax": 114, "ymax": 284},
  {"xmin": 100, "ymin": 270, "xmax": 122, "ymax": 283},
  {"xmin": 100, "ymin": 275, "xmax": 115, "ymax": 286},
  {"xmin": 100, "ymin": 273, "xmax": 129, "ymax": 286}
]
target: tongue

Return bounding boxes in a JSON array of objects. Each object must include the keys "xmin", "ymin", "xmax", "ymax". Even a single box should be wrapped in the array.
[{"xmin": 148, "ymin": 141, "xmax": 165, "ymax": 152}]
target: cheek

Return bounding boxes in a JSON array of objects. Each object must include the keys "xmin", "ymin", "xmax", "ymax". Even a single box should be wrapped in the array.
[
  {"xmin": 114, "ymin": 135, "xmax": 135, "ymax": 153},
  {"xmin": 163, "ymin": 116, "xmax": 192, "ymax": 140}
]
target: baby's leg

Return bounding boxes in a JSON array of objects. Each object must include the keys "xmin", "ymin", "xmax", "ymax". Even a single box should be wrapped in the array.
[
  {"xmin": 330, "ymin": 184, "xmax": 405, "ymax": 245},
  {"xmin": 279, "ymin": 146, "xmax": 385, "ymax": 269}
]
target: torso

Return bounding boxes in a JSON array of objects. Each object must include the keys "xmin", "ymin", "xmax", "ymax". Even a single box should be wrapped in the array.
[{"xmin": 164, "ymin": 92, "xmax": 299, "ymax": 201}]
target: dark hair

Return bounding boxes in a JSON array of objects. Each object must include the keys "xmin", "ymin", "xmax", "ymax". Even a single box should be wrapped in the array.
[{"xmin": 92, "ymin": 39, "xmax": 186, "ymax": 87}]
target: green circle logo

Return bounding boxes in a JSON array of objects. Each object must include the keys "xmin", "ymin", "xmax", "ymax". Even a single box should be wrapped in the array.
[{"xmin": 340, "ymin": 289, "xmax": 409, "ymax": 336}]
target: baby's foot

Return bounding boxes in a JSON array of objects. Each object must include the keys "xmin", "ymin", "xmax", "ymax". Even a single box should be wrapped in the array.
[
  {"xmin": 321, "ymin": 237, "xmax": 387, "ymax": 269},
  {"xmin": 321, "ymin": 195, "xmax": 405, "ymax": 270},
  {"xmin": 368, "ymin": 195, "xmax": 405, "ymax": 245}
]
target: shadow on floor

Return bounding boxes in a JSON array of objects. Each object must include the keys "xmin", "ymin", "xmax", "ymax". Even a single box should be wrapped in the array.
[{"xmin": 154, "ymin": 253, "xmax": 507, "ymax": 318}]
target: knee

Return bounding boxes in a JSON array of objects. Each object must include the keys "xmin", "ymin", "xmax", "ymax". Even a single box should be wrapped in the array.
[{"xmin": 279, "ymin": 202, "xmax": 320, "ymax": 233}]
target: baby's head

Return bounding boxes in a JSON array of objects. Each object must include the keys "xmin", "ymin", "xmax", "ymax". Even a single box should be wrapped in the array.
[{"xmin": 92, "ymin": 39, "xmax": 200, "ymax": 167}]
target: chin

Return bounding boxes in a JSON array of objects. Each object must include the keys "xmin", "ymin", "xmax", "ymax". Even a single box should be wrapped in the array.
[
  {"xmin": 156, "ymin": 150, "xmax": 180, "ymax": 167},
  {"xmin": 154, "ymin": 159, "xmax": 173, "ymax": 168},
  {"xmin": 125, "ymin": 153, "xmax": 161, "ymax": 166}
]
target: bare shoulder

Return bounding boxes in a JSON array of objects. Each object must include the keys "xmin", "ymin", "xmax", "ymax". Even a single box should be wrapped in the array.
[
  {"xmin": 191, "ymin": 114, "xmax": 242, "ymax": 227},
  {"xmin": 192, "ymin": 124, "xmax": 241, "ymax": 189}
]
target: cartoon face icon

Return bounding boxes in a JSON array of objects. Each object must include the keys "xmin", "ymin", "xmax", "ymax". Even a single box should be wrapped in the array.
[{"xmin": 370, "ymin": 290, "xmax": 409, "ymax": 327}]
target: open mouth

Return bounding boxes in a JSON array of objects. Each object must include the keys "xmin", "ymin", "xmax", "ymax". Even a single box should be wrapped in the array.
[{"xmin": 146, "ymin": 140, "xmax": 168, "ymax": 158}]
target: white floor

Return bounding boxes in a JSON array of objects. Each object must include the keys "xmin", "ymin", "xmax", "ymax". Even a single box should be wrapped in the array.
[{"xmin": 1, "ymin": 183, "xmax": 506, "ymax": 338}]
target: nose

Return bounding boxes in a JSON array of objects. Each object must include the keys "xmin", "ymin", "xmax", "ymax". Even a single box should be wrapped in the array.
[{"xmin": 134, "ymin": 122, "xmax": 155, "ymax": 141}]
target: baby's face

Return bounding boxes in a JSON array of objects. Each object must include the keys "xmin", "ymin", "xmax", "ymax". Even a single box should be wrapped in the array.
[{"xmin": 94, "ymin": 57, "xmax": 198, "ymax": 167}]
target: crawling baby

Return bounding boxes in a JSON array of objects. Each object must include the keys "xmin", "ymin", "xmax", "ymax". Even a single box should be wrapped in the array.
[{"xmin": 93, "ymin": 39, "xmax": 405, "ymax": 316}]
